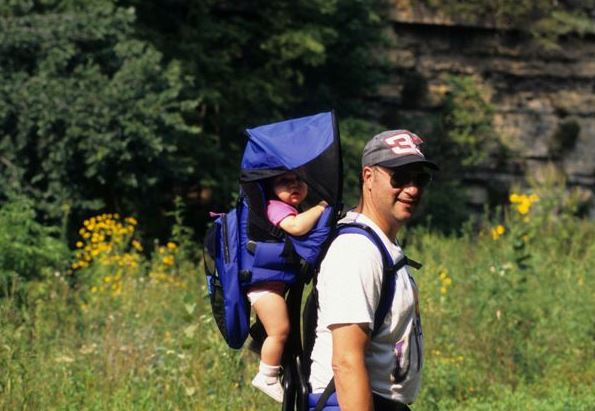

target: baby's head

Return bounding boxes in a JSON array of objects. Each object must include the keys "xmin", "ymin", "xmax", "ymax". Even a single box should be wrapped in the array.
[{"xmin": 270, "ymin": 171, "xmax": 308, "ymax": 207}]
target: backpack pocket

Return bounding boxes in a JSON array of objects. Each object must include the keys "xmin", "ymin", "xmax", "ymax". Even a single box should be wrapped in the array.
[
  {"xmin": 246, "ymin": 240, "xmax": 298, "ymax": 285},
  {"xmin": 203, "ymin": 210, "xmax": 250, "ymax": 349}
]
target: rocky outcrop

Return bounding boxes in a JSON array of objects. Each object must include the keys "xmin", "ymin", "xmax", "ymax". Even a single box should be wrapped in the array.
[{"xmin": 378, "ymin": 3, "xmax": 595, "ymax": 215}]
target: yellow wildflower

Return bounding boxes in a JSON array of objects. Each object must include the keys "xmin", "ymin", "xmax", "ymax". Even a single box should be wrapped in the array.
[
  {"xmin": 167, "ymin": 242, "xmax": 177, "ymax": 250},
  {"xmin": 517, "ymin": 203, "xmax": 530, "ymax": 215}
]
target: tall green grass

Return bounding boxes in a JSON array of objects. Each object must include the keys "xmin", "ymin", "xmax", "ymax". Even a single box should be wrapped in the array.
[{"xmin": 0, "ymin": 188, "xmax": 593, "ymax": 410}]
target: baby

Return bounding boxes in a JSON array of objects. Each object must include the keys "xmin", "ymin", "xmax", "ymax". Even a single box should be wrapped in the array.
[{"xmin": 248, "ymin": 171, "xmax": 327, "ymax": 402}]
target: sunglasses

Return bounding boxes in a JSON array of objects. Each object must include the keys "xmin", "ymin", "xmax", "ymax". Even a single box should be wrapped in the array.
[{"xmin": 379, "ymin": 167, "xmax": 433, "ymax": 189}]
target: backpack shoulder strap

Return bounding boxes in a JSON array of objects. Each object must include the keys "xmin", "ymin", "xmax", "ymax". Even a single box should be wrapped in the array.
[{"xmin": 336, "ymin": 222, "xmax": 405, "ymax": 337}]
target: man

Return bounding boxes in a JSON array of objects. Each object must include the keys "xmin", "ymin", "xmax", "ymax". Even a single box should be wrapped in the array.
[{"xmin": 309, "ymin": 130, "xmax": 438, "ymax": 410}]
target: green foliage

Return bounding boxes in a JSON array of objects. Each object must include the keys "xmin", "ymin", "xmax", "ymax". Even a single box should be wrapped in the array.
[
  {"xmin": 121, "ymin": 0, "xmax": 390, "ymax": 120},
  {"xmin": 442, "ymin": 75, "xmax": 497, "ymax": 167},
  {"xmin": 415, "ymin": 179, "xmax": 470, "ymax": 234},
  {"xmin": 167, "ymin": 196, "xmax": 197, "ymax": 262},
  {"xmin": 407, "ymin": 188, "xmax": 594, "ymax": 410},
  {"xmin": 0, "ymin": 0, "xmax": 204, "ymax": 237},
  {"xmin": 404, "ymin": 75, "xmax": 501, "ymax": 233},
  {"xmin": 0, "ymin": 195, "xmax": 70, "ymax": 296},
  {"xmin": 338, "ymin": 117, "xmax": 384, "ymax": 209},
  {"xmin": 0, "ymin": 0, "xmax": 392, "ymax": 239},
  {"xmin": 117, "ymin": 0, "xmax": 392, "ymax": 211},
  {"xmin": 1, "ymin": 189, "xmax": 594, "ymax": 410},
  {"xmin": 420, "ymin": 0, "xmax": 595, "ymax": 48}
]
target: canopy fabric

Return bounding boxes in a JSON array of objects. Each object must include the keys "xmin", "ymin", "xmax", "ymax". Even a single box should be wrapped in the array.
[
  {"xmin": 241, "ymin": 112, "xmax": 335, "ymax": 173},
  {"xmin": 239, "ymin": 111, "xmax": 342, "ymax": 205}
]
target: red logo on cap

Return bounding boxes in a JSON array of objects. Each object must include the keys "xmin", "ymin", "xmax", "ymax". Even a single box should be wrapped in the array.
[{"xmin": 383, "ymin": 132, "xmax": 423, "ymax": 156}]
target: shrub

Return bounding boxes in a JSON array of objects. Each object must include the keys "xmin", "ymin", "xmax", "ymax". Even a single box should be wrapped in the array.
[{"xmin": 0, "ymin": 195, "xmax": 70, "ymax": 296}]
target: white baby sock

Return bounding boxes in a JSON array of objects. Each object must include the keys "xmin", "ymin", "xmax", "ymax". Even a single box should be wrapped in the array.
[{"xmin": 252, "ymin": 361, "xmax": 284, "ymax": 402}]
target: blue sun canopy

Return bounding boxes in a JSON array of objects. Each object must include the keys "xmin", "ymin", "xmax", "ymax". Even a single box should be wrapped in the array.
[
  {"xmin": 240, "ymin": 111, "xmax": 342, "ymax": 204},
  {"xmin": 241, "ymin": 112, "xmax": 335, "ymax": 173}
]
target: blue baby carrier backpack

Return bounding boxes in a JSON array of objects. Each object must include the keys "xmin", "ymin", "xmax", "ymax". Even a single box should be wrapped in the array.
[{"xmin": 203, "ymin": 111, "xmax": 343, "ymax": 350}]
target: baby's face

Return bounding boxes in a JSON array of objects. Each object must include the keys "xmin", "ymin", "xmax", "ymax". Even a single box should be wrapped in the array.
[{"xmin": 273, "ymin": 172, "xmax": 308, "ymax": 206}]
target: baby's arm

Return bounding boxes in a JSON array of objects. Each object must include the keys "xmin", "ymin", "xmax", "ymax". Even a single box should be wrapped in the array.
[{"xmin": 278, "ymin": 201, "xmax": 328, "ymax": 236}]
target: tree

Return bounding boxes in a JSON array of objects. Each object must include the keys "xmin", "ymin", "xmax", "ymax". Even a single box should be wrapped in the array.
[
  {"xmin": 117, "ymin": 0, "xmax": 392, "ymax": 208},
  {"xmin": 0, "ymin": 1, "xmax": 207, "ymax": 238},
  {"xmin": 1, "ymin": 0, "xmax": 393, "ymax": 239}
]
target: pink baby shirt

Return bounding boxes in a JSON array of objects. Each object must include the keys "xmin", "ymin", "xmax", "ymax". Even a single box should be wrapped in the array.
[{"xmin": 266, "ymin": 199, "xmax": 298, "ymax": 226}]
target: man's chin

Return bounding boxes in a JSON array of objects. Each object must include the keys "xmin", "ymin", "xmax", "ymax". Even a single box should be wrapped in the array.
[{"xmin": 394, "ymin": 204, "xmax": 417, "ymax": 221}]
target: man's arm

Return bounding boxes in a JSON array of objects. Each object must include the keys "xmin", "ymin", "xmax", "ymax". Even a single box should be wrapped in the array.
[{"xmin": 330, "ymin": 323, "xmax": 373, "ymax": 411}]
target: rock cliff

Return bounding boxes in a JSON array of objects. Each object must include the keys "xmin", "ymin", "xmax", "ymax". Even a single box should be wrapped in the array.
[{"xmin": 378, "ymin": 3, "xmax": 595, "ymax": 214}]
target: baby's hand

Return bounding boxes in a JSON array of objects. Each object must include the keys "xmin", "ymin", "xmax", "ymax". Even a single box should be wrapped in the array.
[{"xmin": 317, "ymin": 200, "xmax": 328, "ymax": 208}]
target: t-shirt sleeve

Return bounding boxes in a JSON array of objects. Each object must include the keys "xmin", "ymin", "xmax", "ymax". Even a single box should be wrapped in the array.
[
  {"xmin": 266, "ymin": 200, "xmax": 298, "ymax": 226},
  {"xmin": 317, "ymin": 234, "xmax": 383, "ymax": 331}
]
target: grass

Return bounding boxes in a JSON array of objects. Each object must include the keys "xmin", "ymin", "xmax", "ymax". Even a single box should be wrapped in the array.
[{"xmin": 0, "ymin": 191, "xmax": 594, "ymax": 410}]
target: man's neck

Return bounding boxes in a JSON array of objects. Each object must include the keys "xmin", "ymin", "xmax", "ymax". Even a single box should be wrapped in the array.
[{"xmin": 355, "ymin": 205, "xmax": 401, "ymax": 240}]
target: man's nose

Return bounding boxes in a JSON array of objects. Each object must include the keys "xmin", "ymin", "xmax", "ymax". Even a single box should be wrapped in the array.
[{"xmin": 401, "ymin": 183, "xmax": 421, "ymax": 196}]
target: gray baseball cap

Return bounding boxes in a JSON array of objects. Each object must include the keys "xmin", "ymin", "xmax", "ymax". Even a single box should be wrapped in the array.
[{"xmin": 361, "ymin": 130, "xmax": 438, "ymax": 170}]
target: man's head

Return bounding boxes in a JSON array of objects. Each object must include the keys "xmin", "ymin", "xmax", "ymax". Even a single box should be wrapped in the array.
[{"xmin": 359, "ymin": 130, "xmax": 438, "ymax": 237}]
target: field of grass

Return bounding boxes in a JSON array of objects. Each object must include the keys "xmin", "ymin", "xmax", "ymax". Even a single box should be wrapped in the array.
[{"xmin": 1, "ymin": 187, "xmax": 594, "ymax": 410}]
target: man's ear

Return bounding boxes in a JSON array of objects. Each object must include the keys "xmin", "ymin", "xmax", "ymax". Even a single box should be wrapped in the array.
[{"xmin": 362, "ymin": 166, "xmax": 374, "ymax": 191}]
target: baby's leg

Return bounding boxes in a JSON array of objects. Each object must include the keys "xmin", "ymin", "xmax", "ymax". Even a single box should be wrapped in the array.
[
  {"xmin": 252, "ymin": 291, "xmax": 289, "ymax": 366},
  {"xmin": 250, "ymin": 290, "xmax": 288, "ymax": 402}
]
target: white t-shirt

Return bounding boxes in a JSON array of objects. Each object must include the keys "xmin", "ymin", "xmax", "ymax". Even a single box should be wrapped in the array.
[{"xmin": 309, "ymin": 211, "xmax": 423, "ymax": 404}]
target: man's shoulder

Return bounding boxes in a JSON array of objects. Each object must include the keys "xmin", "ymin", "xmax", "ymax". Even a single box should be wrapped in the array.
[
  {"xmin": 338, "ymin": 210, "xmax": 360, "ymax": 225},
  {"xmin": 325, "ymin": 229, "xmax": 383, "ymax": 262},
  {"xmin": 337, "ymin": 211, "xmax": 402, "ymax": 259},
  {"xmin": 335, "ymin": 212, "xmax": 385, "ymax": 250}
]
